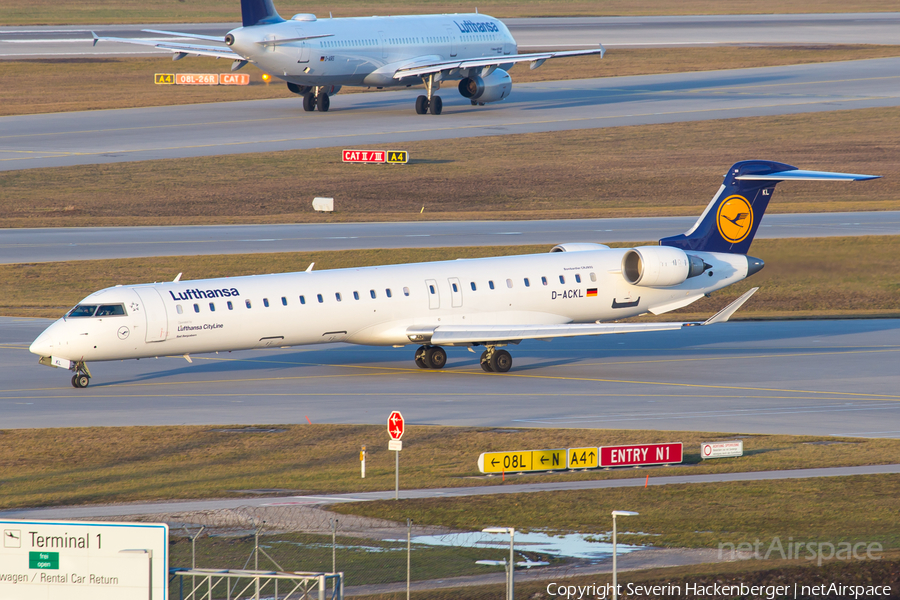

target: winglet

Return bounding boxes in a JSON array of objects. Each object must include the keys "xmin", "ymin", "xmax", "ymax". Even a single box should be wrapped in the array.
[
  {"xmin": 92, "ymin": 31, "xmax": 99, "ymax": 47},
  {"xmin": 305, "ymin": 263, "xmax": 315, "ymax": 272},
  {"xmin": 702, "ymin": 287, "xmax": 758, "ymax": 325},
  {"xmin": 599, "ymin": 44, "xmax": 606, "ymax": 59}
]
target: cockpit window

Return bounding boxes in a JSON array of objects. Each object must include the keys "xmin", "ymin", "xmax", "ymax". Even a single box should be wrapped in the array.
[
  {"xmin": 68, "ymin": 305, "xmax": 98, "ymax": 317},
  {"xmin": 96, "ymin": 304, "xmax": 126, "ymax": 317}
]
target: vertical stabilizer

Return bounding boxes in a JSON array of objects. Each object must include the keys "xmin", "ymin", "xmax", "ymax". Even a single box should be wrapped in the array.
[
  {"xmin": 659, "ymin": 160, "xmax": 879, "ymax": 254},
  {"xmin": 241, "ymin": 0, "xmax": 284, "ymax": 27}
]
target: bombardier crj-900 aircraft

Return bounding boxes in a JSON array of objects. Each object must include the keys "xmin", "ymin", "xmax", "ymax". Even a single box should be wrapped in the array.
[
  {"xmin": 95, "ymin": 0, "xmax": 604, "ymax": 114},
  {"xmin": 31, "ymin": 161, "xmax": 878, "ymax": 388}
]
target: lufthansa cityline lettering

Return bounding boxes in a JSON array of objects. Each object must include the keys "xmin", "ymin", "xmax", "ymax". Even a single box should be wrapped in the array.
[{"xmin": 169, "ymin": 288, "xmax": 240, "ymax": 301}]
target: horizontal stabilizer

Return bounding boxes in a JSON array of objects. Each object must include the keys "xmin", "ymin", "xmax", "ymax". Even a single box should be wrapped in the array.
[
  {"xmin": 736, "ymin": 169, "xmax": 881, "ymax": 182},
  {"xmin": 142, "ymin": 29, "xmax": 225, "ymax": 42}
]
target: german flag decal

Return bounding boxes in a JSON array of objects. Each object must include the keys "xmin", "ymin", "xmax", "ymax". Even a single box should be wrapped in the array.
[{"xmin": 586, "ymin": 288, "xmax": 598, "ymax": 297}]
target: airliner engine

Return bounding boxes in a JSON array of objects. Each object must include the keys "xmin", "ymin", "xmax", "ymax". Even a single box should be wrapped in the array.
[
  {"xmin": 622, "ymin": 246, "xmax": 707, "ymax": 287},
  {"xmin": 458, "ymin": 69, "xmax": 512, "ymax": 104}
]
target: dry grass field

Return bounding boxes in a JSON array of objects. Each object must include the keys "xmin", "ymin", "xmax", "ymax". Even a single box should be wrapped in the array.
[
  {"xmin": 2, "ymin": 0, "xmax": 897, "ymax": 25},
  {"xmin": 3, "ymin": 46, "xmax": 898, "ymax": 117},
  {"xmin": 2, "ymin": 106, "xmax": 897, "ymax": 229},
  {"xmin": 0, "ymin": 423, "xmax": 897, "ymax": 510},
  {"xmin": 3, "ymin": 236, "xmax": 900, "ymax": 319}
]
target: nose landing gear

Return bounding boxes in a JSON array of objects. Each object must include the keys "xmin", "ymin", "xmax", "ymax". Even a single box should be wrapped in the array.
[{"xmin": 70, "ymin": 361, "xmax": 92, "ymax": 388}]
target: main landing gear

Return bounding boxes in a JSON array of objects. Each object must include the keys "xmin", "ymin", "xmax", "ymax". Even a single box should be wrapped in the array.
[
  {"xmin": 414, "ymin": 73, "xmax": 442, "ymax": 115},
  {"xmin": 415, "ymin": 345, "xmax": 447, "ymax": 369},
  {"xmin": 70, "ymin": 361, "xmax": 92, "ymax": 388},
  {"xmin": 480, "ymin": 347, "xmax": 512, "ymax": 373},
  {"xmin": 413, "ymin": 345, "xmax": 513, "ymax": 372},
  {"xmin": 302, "ymin": 86, "xmax": 331, "ymax": 112}
]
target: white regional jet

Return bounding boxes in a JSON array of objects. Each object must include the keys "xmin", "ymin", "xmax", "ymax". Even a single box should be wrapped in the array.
[
  {"xmin": 30, "ymin": 161, "xmax": 878, "ymax": 388},
  {"xmin": 94, "ymin": 0, "xmax": 604, "ymax": 114}
]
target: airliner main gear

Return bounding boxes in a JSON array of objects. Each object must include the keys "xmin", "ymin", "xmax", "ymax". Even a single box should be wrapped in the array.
[
  {"xmin": 480, "ymin": 347, "xmax": 512, "ymax": 373},
  {"xmin": 415, "ymin": 73, "xmax": 442, "ymax": 115},
  {"xmin": 415, "ymin": 345, "xmax": 446, "ymax": 369}
]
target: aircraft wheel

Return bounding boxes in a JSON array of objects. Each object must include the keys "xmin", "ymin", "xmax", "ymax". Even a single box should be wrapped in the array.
[
  {"xmin": 72, "ymin": 374, "xmax": 80, "ymax": 388},
  {"xmin": 317, "ymin": 93, "xmax": 330, "ymax": 112},
  {"xmin": 490, "ymin": 349, "xmax": 512, "ymax": 373},
  {"xmin": 414, "ymin": 346, "xmax": 428, "ymax": 369},
  {"xmin": 480, "ymin": 350, "xmax": 494, "ymax": 372},
  {"xmin": 302, "ymin": 93, "xmax": 316, "ymax": 111},
  {"xmin": 73, "ymin": 374, "xmax": 90, "ymax": 388},
  {"xmin": 470, "ymin": 100, "xmax": 478, "ymax": 106},
  {"xmin": 415, "ymin": 95, "xmax": 429, "ymax": 114},
  {"xmin": 429, "ymin": 95, "xmax": 442, "ymax": 115},
  {"xmin": 426, "ymin": 346, "xmax": 447, "ymax": 369}
]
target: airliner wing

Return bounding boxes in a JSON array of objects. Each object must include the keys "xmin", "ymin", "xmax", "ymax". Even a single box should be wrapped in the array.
[
  {"xmin": 92, "ymin": 32, "xmax": 240, "ymax": 61},
  {"xmin": 414, "ymin": 288, "xmax": 758, "ymax": 345},
  {"xmin": 393, "ymin": 46, "xmax": 605, "ymax": 79}
]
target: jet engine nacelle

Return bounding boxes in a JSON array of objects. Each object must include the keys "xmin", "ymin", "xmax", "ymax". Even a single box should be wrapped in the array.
[
  {"xmin": 287, "ymin": 82, "xmax": 341, "ymax": 96},
  {"xmin": 458, "ymin": 69, "xmax": 512, "ymax": 103},
  {"xmin": 622, "ymin": 246, "xmax": 707, "ymax": 287}
]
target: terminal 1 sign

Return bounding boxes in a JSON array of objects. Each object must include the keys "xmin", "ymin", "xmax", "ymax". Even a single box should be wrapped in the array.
[{"xmin": 0, "ymin": 519, "xmax": 168, "ymax": 599}]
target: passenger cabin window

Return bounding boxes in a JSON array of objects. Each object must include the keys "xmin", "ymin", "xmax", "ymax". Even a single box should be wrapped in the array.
[
  {"xmin": 95, "ymin": 304, "xmax": 126, "ymax": 316},
  {"xmin": 282, "ymin": 297, "xmax": 287, "ymax": 306},
  {"xmin": 317, "ymin": 294, "xmax": 324, "ymax": 303},
  {"xmin": 336, "ymin": 292, "xmax": 342, "ymax": 302},
  {"xmin": 451, "ymin": 283, "xmax": 458, "ymax": 293},
  {"xmin": 524, "ymin": 278, "xmax": 530, "ymax": 287},
  {"xmin": 403, "ymin": 287, "xmax": 410, "ymax": 296},
  {"xmin": 68, "ymin": 305, "xmax": 98, "ymax": 318},
  {"xmin": 541, "ymin": 276, "xmax": 548, "ymax": 286},
  {"xmin": 227, "ymin": 301, "xmax": 234, "ymax": 310},
  {"xmin": 193, "ymin": 303, "xmax": 200, "ymax": 313},
  {"xmin": 246, "ymin": 299, "xmax": 252, "ymax": 309},
  {"xmin": 209, "ymin": 302, "xmax": 215, "ymax": 312},
  {"xmin": 428, "ymin": 285, "xmax": 435, "ymax": 295},
  {"xmin": 263, "ymin": 298, "xmax": 270, "ymax": 308},
  {"xmin": 299, "ymin": 295, "xmax": 306, "ymax": 304},
  {"xmin": 370, "ymin": 289, "xmax": 377, "ymax": 299},
  {"xmin": 353, "ymin": 291, "xmax": 360, "ymax": 300},
  {"xmin": 386, "ymin": 288, "xmax": 392, "ymax": 298},
  {"xmin": 575, "ymin": 274, "xmax": 582, "ymax": 283},
  {"xmin": 176, "ymin": 305, "xmax": 184, "ymax": 315},
  {"xmin": 489, "ymin": 280, "xmax": 495, "ymax": 290},
  {"xmin": 506, "ymin": 279, "xmax": 513, "ymax": 288},
  {"xmin": 470, "ymin": 282, "xmax": 477, "ymax": 291},
  {"xmin": 559, "ymin": 275, "xmax": 566, "ymax": 284}
]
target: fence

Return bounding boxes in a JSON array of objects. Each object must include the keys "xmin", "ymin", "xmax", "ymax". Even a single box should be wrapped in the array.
[{"xmin": 100, "ymin": 504, "xmax": 611, "ymax": 598}]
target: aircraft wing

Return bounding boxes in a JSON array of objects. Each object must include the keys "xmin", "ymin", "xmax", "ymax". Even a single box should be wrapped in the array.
[
  {"xmin": 92, "ymin": 32, "xmax": 240, "ymax": 61},
  {"xmin": 393, "ymin": 46, "xmax": 605, "ymax": 79},
  {"xmin": 412, "ymin": 288, "xmax": 758, "ymax": 345}
]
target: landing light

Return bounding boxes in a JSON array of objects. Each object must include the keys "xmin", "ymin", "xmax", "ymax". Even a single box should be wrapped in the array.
[{"xmin": 261, "ymin": 73, "xmax": 271, "ymax": 83}]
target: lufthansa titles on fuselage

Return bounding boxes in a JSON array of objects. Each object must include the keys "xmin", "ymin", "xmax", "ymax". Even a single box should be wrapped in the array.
[
  {"xmin": 453, "ymin": 19, "xmax": 500, "ymax": 33},
  {"xmin": 169, "ymin": 288, "xmax": 240, "ymax": 301}
]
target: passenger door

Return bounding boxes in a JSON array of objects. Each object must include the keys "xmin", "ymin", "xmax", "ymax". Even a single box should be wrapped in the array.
[{"xmin": 133, "ymin": 287, "xmax": 168, "ymax": 342}]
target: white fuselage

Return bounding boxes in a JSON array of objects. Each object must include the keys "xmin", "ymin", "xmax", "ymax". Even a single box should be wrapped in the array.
[
  {"xmin": 227, "ymin": 13, "xmax": 516, "ymax": 87},
  {"xmin": 31, "ymin": 247, "xmax": 749, "ymax": 364}
]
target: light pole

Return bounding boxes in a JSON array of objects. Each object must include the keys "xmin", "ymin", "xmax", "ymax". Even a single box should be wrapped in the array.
[
  {"xmin": 611, "ymin": 511, "xmax": 638, "ymax": 600},
  {"xmin": 483, "ymin": 527, "xmax": 515, "ymax": 600}
]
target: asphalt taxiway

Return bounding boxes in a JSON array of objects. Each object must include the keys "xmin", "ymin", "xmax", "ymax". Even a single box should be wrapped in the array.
[
  {"xmin": 2, "ymin": 14, "xmax": 899, "ymax": 59},
  {"xmin": 3, "ymin": 212, "xmax": 899, "ymax": 264},
  {"xmin": 3, "ymin": 316, "xmax": 899, "ymax": 437},
  {"xmin": 2, "ymin": 57, "xmax": 899, "ymax": 172}
]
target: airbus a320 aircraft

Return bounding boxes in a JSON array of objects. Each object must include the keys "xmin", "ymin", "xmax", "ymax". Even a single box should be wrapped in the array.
[
  {"xmin": 95, "ymin": 0, "xmax": 604, "ymax": 114},
  {"xmin": 30, "ymin": 161, "xmax": 878, "ymax": 388}
]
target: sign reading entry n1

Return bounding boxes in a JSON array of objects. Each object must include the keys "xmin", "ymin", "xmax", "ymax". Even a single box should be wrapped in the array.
[
  {"xmin": 0, "ymin": 519, "xmax": 168, "ymax": 600},
  {"xmin": 600, "ymin": 443, "xmax": 682, "ymax": 467},
  {"xmin": 701, "ymin": 440, "xmax": 744, "ymax": 459}
]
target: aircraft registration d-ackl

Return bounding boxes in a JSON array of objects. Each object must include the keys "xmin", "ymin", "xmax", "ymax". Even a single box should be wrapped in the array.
[
  {"xmin": 30, "ymin": 160, "xmax": 878, "ymax": 388},
  {"xmin": 94, "ymin": 0, "xmax": 604, "ymax": 114}
]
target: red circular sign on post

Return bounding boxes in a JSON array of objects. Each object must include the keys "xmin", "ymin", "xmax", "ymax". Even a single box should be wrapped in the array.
[{"xmin": 388, "ymin": 411, "xmax": 404, "ymax": 440}]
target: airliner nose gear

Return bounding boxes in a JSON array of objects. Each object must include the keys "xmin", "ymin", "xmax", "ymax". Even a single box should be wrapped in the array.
[{"xmin": 70, "ymin": 361, "xmax": 92, "ymax": 388}]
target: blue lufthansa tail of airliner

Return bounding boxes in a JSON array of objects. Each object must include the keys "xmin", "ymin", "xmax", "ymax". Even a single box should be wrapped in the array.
[
  {"xmin": 241, "ymin": 0, "xmax": 284, "ymax": 27},
  {"xmin": 659, "ymin": 160, "xmax": 880, "ymax": 255}
]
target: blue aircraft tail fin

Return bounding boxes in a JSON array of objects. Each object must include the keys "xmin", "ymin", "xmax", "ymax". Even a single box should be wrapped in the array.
[
  {"xmin": 659, "ymin": 160, "xmax": 879, "ymax": 255},
  {"xmin": 241, "ymin": 0, "xmax": 284, "ymax": 26}
]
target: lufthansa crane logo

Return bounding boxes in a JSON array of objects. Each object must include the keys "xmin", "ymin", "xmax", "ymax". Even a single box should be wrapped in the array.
[{"xmin": 716, "ymin": 195, "xmax": 754, "ymax": 243}]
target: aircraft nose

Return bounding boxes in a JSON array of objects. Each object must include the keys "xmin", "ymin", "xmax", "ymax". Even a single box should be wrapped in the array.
[{"xmin": 29, "ymin": 326, "xmax": 57, "ymax": 357}]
